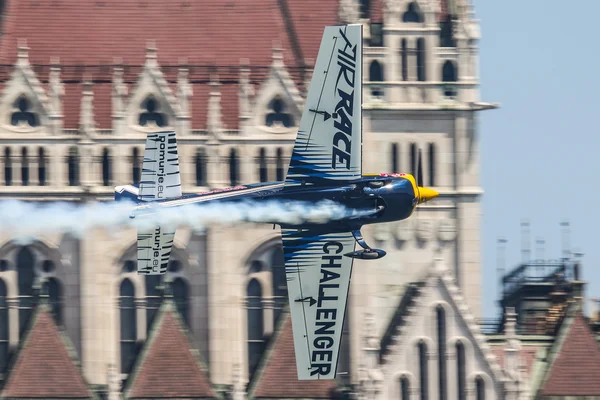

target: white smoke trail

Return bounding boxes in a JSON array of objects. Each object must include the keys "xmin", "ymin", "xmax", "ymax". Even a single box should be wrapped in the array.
[{"xmin": 0, "ymin": 199, "xmax": 374, "ymax": 242}]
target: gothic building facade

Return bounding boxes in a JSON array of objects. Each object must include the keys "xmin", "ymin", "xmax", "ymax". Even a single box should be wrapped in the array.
[{"xmin": 0, "ymin": 0, "xmax": 563, "ymax": 399}]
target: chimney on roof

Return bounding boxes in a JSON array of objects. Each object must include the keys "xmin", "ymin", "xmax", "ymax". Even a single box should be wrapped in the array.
[
  {"xmin": 146, "ymin": 40, "xmax": 158, "ymax": 66},
  {"xmin": 17, "ymin": 38, "xmax": 29, "ymax": 64},
  {"xmin": 272, "ymin": 40, "xmax": 283, "ymax": 66}
]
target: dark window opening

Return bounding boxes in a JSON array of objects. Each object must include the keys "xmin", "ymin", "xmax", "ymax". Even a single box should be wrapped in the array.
[
  {"xmin": 139, "ymin": 96, "xmax": 167, "ymax": 127},
  {"xmin": 457, "ymin": 341, "xmax": 466, "ymax": 400},
  {"xmin": 67, "ymin": 147, "xmax": 79, "ymax": 186},
  {"xmin": 416, "ymin": 38, "xmax": 426, "ymax": 81},
  {"xmin": 17, "ymin": 246, "xmax": 36, "ymax": 338},
  {"xmin": 132, "ymin": 148, "xmax": 141, "ymax": 185},
  {"xmin": 428, "ymin": 143, "xmax": 436, "ymax": 186},
  {"xmin": 173, "ymin": 278, "xmax": 189, "ymax": 327},
  {"xmin": 401, "ymin": 39, "xmax": 408, "ymax": 81},
  {"xmin": 247, "ymin": 278, "xmax": 264, "ymax": 379},
  {"xmin": 370, "ymin": 23, "xmax": 383, "ymax": 47},
  {"xmin": 360, "ymin": 0, "xmax": 370, "ymax": 19},
  {"xmin": 403, "ymin": 2, "xmax": 423, "ymax": 23},
  {"xmin": 418, "ymin": 340, "xmax": 428, "ymax": 400},
  {"xmin": 410, "ymin": 143, "xmax": 417, "ymax": 177},
  {"xmin": 38, "ymin": 147, "xmax": 46, "ymax": 186},
  {"xmin": 369, "ymin": 60, "xmax": 384, "ymax": 98},
  {"xmin": 11, "ymin": 97, "xmax": 39, "ymax": 127},
  {"xmin": 258, "ymin": 148, "xmax": 268, "ymax": 182},
  {"xmin": 476, "ymin": 376, "xmax": 485, "ymax": 400},
  {"xmin": 102, "ymin": 148, "xmax": 111, "ymax": 186},
  {"xmin": 0, "ymin": 279, "xmax": 8, "ymax": 374},
  {"xmin": 4, "ymin": 148, "xmax": 12, "ymax": 186},
  {"xmin": 437, "ymin": 306, "xmax": 447, "ymax": 400},
  {"xmin": 229, "ymin": 148, "xmax": 239, "ymax": 186},
  {"xmin": 195, "ymin": 149, "xmax": 207, "ymax": 186},
  {"xmin": 21, "ymin": 147, "xmax": 29, "ymax": 186},
  {"xmin": 439, "ymin": 14, "xmax": 456, "ymax": 47},
  {"xmin": 442, "ymin": 61, "xmax": 458, "ymax": 97},
  {"xmin": 400, "ymin": 376, "xmax": 410, "ymax": 400},
  {"xmin": 43, "ymin": 277, "xmax": 63, "ymax": 325},
  {"xmin": 391, "ymin": 143, "xmax": 399, "ymax": 172},
  {"xmin": 145, "ymin": 274, "xmax": 162, "ymax": 332},
  {"xmin": 271, "ymin": 246, "xmax": 286, "ymax": 325},
  {"xmin": 123, "ymin": 260, "xmax": 135, "ymax": 274},
  {"xmin": 266, "ymin": 97, "xmax": 294, "ymax": 128},
  {"xmin": 119, "ymin": 279, "xmax": 137, "ymax": 374},
  {"xmin": 276, "ymin": 148, "xmax": 284, "ymax": 181}
]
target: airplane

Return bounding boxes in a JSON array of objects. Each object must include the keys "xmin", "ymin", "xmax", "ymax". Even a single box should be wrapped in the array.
[{"xmin": 114, "ymin": 24, "xmax": 438, "ymax": 380}]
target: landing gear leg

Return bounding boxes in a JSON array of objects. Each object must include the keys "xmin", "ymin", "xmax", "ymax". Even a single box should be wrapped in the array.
[{"xmin": 343, "ymin": 229, "xmax": 387, "ymax": 260}]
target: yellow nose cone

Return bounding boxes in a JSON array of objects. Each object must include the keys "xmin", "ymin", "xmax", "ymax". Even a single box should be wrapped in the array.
[{"xmin": 417, "ymin": 187, "xmax": 439, "ymax": 204}]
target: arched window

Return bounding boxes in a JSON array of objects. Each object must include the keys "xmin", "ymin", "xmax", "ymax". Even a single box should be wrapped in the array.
[
  {"xmin": 440, "ymin": 13, "xmax": 456, "ymax": 47},
  {"xmin": 195, "ymin": 148, "xmax": 207, "ymax": 186},
  {"xmin": 271, "ymin": 246, "xmax": 286, "ymax": 324},
  {"xmin": 145, "ymin": 274, "xmax": 162, "ymax": 332},
  {"xmin": 416, "ymin": 38, "xmax": 426, "ymax": 81},
  {"xmin": 475, "ymin": 376, "xmax": 485, "ymax": 400},
  {"xmin": 369, "ymin": 60, "xmax": 384, "ymax": 98},
  {"xmin": 418, "ymin": 340, "xmax": 428, "ymax": 400},
  {"xmin": 139, "ymin": 96, "xmax": 167, "ymax": 127},
  {"xmin": 173, "ymin": 277, "xmax": 189, "ymax": 327},
  {"xmin": 11, "ymin": 97, "xmax": 39, "ymax": 127},
  {"xmin": 403, "ymin": 2, "xmax": 423, "ymax": 23},
  {"xmin": 359, "ymin": 0, "xmax": 370, "ymax": 18},
  {"xmin": 67, "ymin": 147, "xmax": 79, "ymax": 186},
  {"xmin": 17, "ymin": 246, "xmax": 35, "ymax": 338},
  {"xmin": 401, "ymin": 39, "xmax": 408, "ymax": 81},
  {"xmin": 247, "ymin": 278, "xmax": 264, "ymax": 378},
  {"xmin": 43, "ymin": 277, "xmax": 63, "ymax": 325},
  {"xmin": 229, "ymin": 148, "xmax": 239, "ymax": 186},
  {"xmin": 437, "ymin": 306, "xmax": 447, "ymax": 400},
  {"xmin": 119, "ymin": 279, "xmax": 137, "ymax": 374},
  {"xmin": 4, "ymin": 148, "xmax": 12, "ymax": 186},
  {"xmin": 0, "ymin": 278, "xmax": 8, "ymax": 374},
  {"xmin": 428, "ymin": 143, "xmax": 436, "ymax": 186},
  {"xmin": 442, "ymin": 61, "xmax": 458, "ymax": 97},
  {"xmin": 266, "ymin": 97, "xmax": 294, "ymax": 128},
  {"xmin": 369, "ymin": 60, "xmax": 383, "ymax": 82},
  {"xmin": 258, "ymin": 148, "xmax": 268, "ymax": 182},
  {"xmin": 456, "ymin": 341, "xmax": 466, "ymax": 400},
  {"xmin": 38, "ymin": 147, "xmax": 47, "ymax": 186},
  {"xmin": 102, "ymin": 148, "xmax": 111, "ymax": 186},
  {"xmin": 400, "ymin": 375, "xmax": 410, "ymax": 400},
  {"xmin": 391, "ymin": 143, "xmax": 399, "ymax": 172},
  {"xmin": 276, "ymin": 148, "xmax": 284, "ymax": 181},
  {"xmin": 21, "ymin": 147, "xmax": 29, "ymax": 186},
  {"xmin": 132, "ymin": 148, "xmax": 141, "ymax": 185},
  {"xmin": 410, "ymin": 143, "xmax": 417, "ymax": 177}
]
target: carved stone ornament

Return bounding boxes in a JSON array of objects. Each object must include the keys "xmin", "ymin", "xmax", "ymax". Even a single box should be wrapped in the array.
[
  {"xmin": 384, "ymin": 0, "xmax": 403, "ymax": 14},
  {"xmin": 437, "ymin": 218, "xmax": 457, "ymax": 242},
  {"xmin": 415, "ymin": 218, "xmax": 433, "ymax": 241},
  {"xmin": 394, "ymin": 219, "xmax": 413, "ymax": 241}
]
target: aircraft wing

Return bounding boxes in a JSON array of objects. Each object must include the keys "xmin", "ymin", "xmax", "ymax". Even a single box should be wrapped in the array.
[
  {"xmin": 284, "ymin": 24, "xmax": 363, "ymax": 188},
  {"xmin": 281, "ymin": 227, "xmax": 356, "ymax": 380}
]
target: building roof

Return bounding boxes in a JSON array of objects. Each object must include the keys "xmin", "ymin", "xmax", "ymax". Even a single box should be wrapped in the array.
[
  {"xmin": 1, "ymin": 304, "xmax": 93, "ymax": 399},
  {"xmin": 248, "ymin": 312, "xmax": 337, "ymax": 399},
  {"xmin": 0, "ymin": 0, "xmax": 339, "ymax": 130},
  {"xmin": 124, "ymin": 300, "xmax": 216, "ymax": 399},
  {"xmin": 538, "ymin": 310, "xmax": 600, "ymax": 396}
]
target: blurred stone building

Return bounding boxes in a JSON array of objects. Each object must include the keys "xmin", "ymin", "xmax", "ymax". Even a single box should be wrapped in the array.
[{"xmin": 0, "ymin": 0, "xmax": 598, "ymax": 399}]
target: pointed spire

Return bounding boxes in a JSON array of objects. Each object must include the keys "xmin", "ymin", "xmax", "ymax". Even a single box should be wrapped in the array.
[
  {"xmin": 146, "ymin": 40, "xmax": 158, "ymax": 67},
  {"xmin": 232, "ymin": 363, "xmax": 246, "ymax": 400},
  {"xmin": 177, "ymin": 59, "xmax": 192, "ymax": 118},
  {"xmin": 339, "ymin": 0, "xmax": 360, "ymax": 23},
  {"xmin": 207, "ymin": 74, "xmax": 223, "ymax": 138},
  {"xmin": 112, "ymin": 58, "xmax": 128, "ymax": 114},
  {"xmin": 80, "ymin": 75, "xmax": 95, "ymax": 136},
  {"xmin": 49, "ymin": 57, "xmax": 64, "ymax": 117},
  {"xmin": 239, "ymin": 59, "xmax": 254, "ymax": 123},
  {"xmin": 17, "ymin": 39, "xmax": 29, "ymax": 65}
]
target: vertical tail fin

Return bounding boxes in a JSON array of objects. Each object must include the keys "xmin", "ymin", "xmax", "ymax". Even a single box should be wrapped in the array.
[{"xmin": 138, "ymin": 130, "xmax": 182, "ymax": 201}]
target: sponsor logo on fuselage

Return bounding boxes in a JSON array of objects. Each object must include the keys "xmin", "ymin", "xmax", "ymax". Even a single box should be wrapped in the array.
[
  {"xmin": 152, "ymin": 226, "xmax": 162, "ymax": 273},
  {"xmin": 311, "ymin": 240, "xmax": 344, "ymax": 376},
  {"xmin": 156, "ymin": 135, "xmax": 166, "ymax": 198},
  {"xmin": 332, "ymin": 28, "xmax": 357, "ymax": 171}
]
